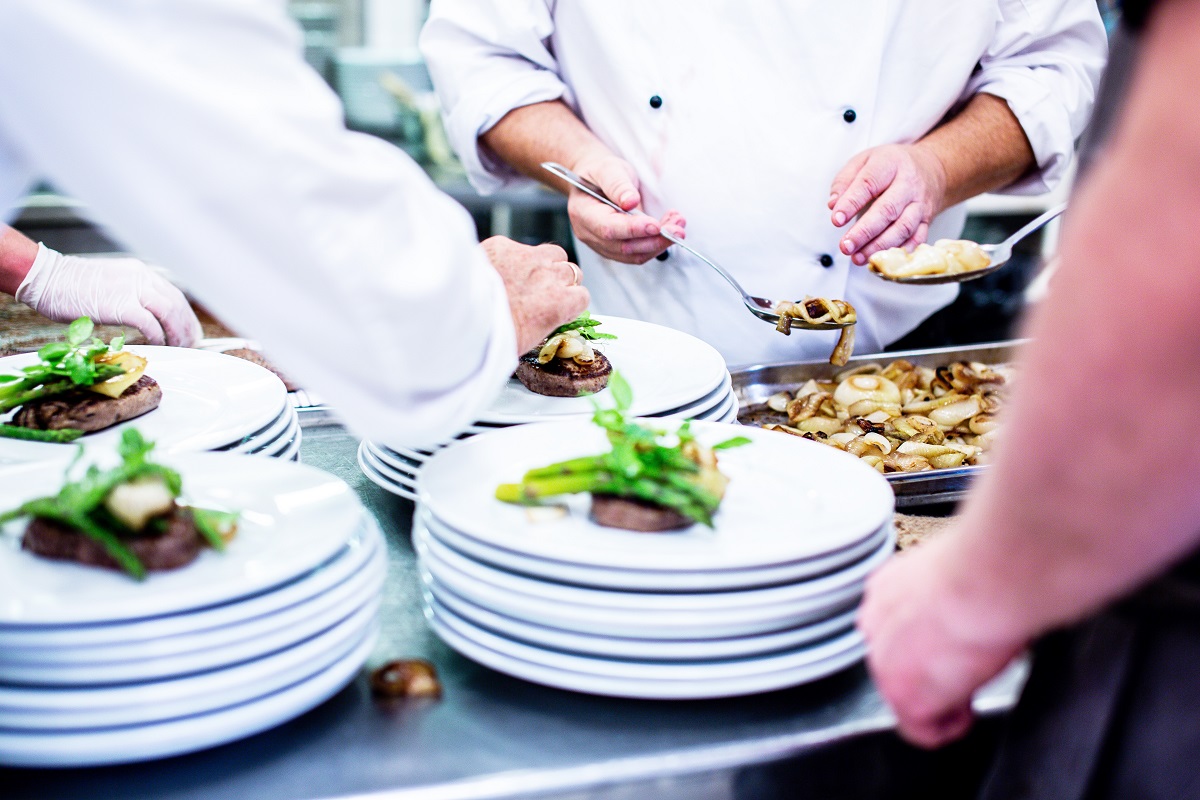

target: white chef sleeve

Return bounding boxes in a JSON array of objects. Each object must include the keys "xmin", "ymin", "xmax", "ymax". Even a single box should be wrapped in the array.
[
  {"xmin": 421, "ymin": 0, "xmax": 570, "ymax": 195},
  {"xmin": 965, "ymin": 0, "xmax": 1108, "ymax": 195},
  {"xmin": 0, "ymin": 0, "xmax": 516, "ymax": 449},
  {"xmin": 0, "ymin": 134, "xmax": 35, "ymax": 222}
]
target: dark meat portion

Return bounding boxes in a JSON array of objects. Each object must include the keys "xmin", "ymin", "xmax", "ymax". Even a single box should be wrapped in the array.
[
  {"xmin": 23, "ymin": 508, "xmax": 204, "ymax": 572},
  {"xmin": 515, "ymin": 351, "xmax": 612, "ymax": 398},
  {"xmin": 12, "ymin": 375, "xmax": 161, "ymax": 433},
  {"xmin": 221, "ymin": 349, "xmax": 299, "ymax": 392},
  {"xmin": 590, "ymin": 494, "xmax": 692, "ymax": 532}
]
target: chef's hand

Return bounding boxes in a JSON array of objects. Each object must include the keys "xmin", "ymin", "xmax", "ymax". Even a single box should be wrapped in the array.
[
  {"xmin": 857, "ymin": 535, "xmax": 1026, "ymax": 749},
  {"xmin": 482, "ymin": 237, "xmax": 590, "ymax": 355},
  {"xmin": 15, "ymin": 244, "xmax": 202, "ymax": 346},
  {"xmin": 568, "ymin": 153, "xmax": 685, "ymax": 264},
  {"xmin": 829, "ymin": 144, "xmax": 948, "ymax": 265}
]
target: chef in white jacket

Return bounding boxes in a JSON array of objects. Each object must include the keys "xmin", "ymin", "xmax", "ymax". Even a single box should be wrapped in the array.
[
  {"xmin": 421, "ymin": 2, "xmax": 1107, "ymax": 367},
  {"xmin": 0, "ymin": 1, "xmax": 588, "ymax": 447}
]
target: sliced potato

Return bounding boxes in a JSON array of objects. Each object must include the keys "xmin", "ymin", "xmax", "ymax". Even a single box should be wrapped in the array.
[{"xmin": 89, "ymin": 352, "xmax": 147, "ymax": 399}]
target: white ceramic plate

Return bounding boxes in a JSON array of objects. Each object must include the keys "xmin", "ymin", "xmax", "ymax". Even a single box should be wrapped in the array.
[
  {"xmin": 361, "ymin": 448, "xmax": 416, "ymax": 487},
  {"xmin": 416, "ymin": 520, "xmax": 892, "ymax": 613},
  {"xmin": 420, "ymin": 421, "xmax": 893, "ymax": 572},
  {"xmin": 370, "ymin": 441, "xmax": 425, "ymax": 472},
  {"xmin": 420, "ymin": 557, "xmax": 865, "ymax": 640},
  {"xmin": 228, "ymin": 407, "xmax": 295, "ymax": 454},
  {"xmin": 357, "ymin": 443, "xmax": 418, "ymax": 502},
  {"xmin": 374, "ymin": 376, "xmax": 736, "ymax": 459},
  {"xmin": 699, "ymin": 390, "xmax": 737, "ymax": 424},
  {"xmin": 246, "ymin": 411, "xmax": 299, "ymax": 455},
  {"xmin": 0, "ymin": 543, "xmax": 385, "ymax": 667},
  {"xmin": 421, "ymin": 507, "xmax": 891, "ymax": 591},
  {"xmin": 658, "ymin": 373, "xmax": 735, "ymax": 418},
  {"xmin": 0, "ymin": 452, "xmax": 364, "ymax": 625},
  {"xmin": 428, "ymin": 582, "xmax": 858, "ymax": 662},
  {"xmin": 429, "ymin": 595, "xmax": 863, "ymax": 681},
  {"xmin": 0, "ymin": 590, "xmax": 379, "ymax": 728},
  {"xmin": 0, "ymin": 566, "xmax": 383, "ymax": 684},
  {"xmin": 0, "ymin": 346, "xmax": 289, "ymax": 465},
  {"xmin": 0, "ymin": 520, "xmax": 380, "ymax": 649},
  {"xmin": 480, "ymin": 316, "xmax": 727, "ymax": 425},
  {"xmin": 215, "ymin": 405, "xmax": 289, "ymax": 453},
  {"xmin": 364, "ymin": 447, "xmax": 418, "ymax": 486},
  {"xmin": 264, "ymin": 426, "xmax": 303, "ymax": 461},
  {"xmin": 427, "ymin": 607, "xmax": 863, "ymax": 700},
  {"xmin": 0, "ymin": 622, "xmax": 379, "ymax": 767}
]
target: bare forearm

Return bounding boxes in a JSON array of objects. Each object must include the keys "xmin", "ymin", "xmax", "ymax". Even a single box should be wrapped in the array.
[
  {"xmin": 481, "ymin": 101, "xmax": 615, "ymax": 196},
  {"xmin": 0, "ymin": 225, "xmax": 39, "ymax": 295},
  {"xmin": 942, "ymin": 0, "xmax": 1200, "ymax": 643},
  {"xmin": 915, "ymin": 93, "xmax": 1036, "ymax": 211}
]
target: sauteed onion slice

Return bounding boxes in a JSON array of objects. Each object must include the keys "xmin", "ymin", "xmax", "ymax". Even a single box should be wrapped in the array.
[{"xmin": 752, "ymin": 358, "xmax": 1010, "ymax": 474}]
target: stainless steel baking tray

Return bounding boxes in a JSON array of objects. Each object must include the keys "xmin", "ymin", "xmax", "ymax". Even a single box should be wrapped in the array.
[{"xmin": 731, "ymin": 341, "xmax": 1023, "ymax": 508}]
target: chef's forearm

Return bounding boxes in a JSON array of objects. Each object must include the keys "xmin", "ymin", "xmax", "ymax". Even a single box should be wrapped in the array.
[
  {"xmin": 914, "ymin": 93, "xmax": 1036, "ymax": 212},
  {"xmin": 937, "ymin": 0, "xmax": 1200, "ymax": 646},
  {"xmin": 0, "ymin": 225, "xmax": 39, "ymax": 296},
  {"xmin": 481, "ymin": 101, "xmax": 615, "ymax": 195}
]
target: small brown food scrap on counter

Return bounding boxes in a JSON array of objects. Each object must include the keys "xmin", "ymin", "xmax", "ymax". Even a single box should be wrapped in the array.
[
  {"xmin": 773, "ymin": 297, "xmax": 857, "ymax": 366},
  {"xmin": 221, "ymin": 348, "xmax": 299, "ymax": 392},
  {"xmin": 370, "ymin": 659, "xmax": 443, "ymax": 699}
]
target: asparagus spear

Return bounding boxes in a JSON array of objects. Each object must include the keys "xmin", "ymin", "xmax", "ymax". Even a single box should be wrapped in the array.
[
  {"xmin": 0, "ymin": 425, "xmax": 85, "ymax": 444},
  {"xmin": 494, "ymin": 370, "xmax": 748, "ymax": 526},
  {"xmin": 0, "ymin": 364, "xmax": 125, "ymax": 413},
  {"xmin": 523, "ymin": 455, "xmax": 609, "ymax": 480}
]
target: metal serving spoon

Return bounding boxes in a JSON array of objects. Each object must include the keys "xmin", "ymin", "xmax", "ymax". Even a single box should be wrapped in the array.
[
  {"xmin": 874, "ymin": 202, "xmax": 1068, "ymax": 285},
  {"xmin": 541, "ymin": 162, "xmax": 852, "ymax": 330}
]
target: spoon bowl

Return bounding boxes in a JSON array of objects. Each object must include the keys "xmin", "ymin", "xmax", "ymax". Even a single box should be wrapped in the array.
[{"xmin": 874, "ymin": 202, "xmax": 1067, "ymax": 285}]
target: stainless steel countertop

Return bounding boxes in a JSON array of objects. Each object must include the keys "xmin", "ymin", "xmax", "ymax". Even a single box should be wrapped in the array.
[{"xmin": 1, "ymin": 423, "xmax": 1024, "ymax": 800}]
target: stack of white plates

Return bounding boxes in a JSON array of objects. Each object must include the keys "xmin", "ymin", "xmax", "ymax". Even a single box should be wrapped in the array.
[
  {"xmin": 0, "ymin": 346, "xmax": 298, "ymax": 465},
  {"xmin": 360, "ymin": 316, "xmax": 734, "ymax": 501},
  {"xmin": 413, "ymin": 420, "xmax": 895, "ymax": 699},
  {"xmin": 0, "ymin": 453, "xmax": 384, "ymax": 768}
]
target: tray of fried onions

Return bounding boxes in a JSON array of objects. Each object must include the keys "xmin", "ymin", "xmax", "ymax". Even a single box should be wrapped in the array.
[{"xmin": 732, "ymin": 342, "xmax": 1021, "ymax": 506}]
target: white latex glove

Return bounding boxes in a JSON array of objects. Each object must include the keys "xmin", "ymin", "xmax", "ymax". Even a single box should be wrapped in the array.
[{"xmin": 15, "ymin": 244, "xmax": 202, "ymax": 346}]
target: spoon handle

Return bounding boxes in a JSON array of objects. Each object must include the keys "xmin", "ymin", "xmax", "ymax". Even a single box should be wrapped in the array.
[
  {"xmin": 540, "ymin": 162, "xmax": 753, "ymax": 299},
  {"xmin": 542, "ymin": 162, "xmax": 628, "ymax": 216},
  {"xmin": 999, "ymin": 201, "xmax": 1068, "ymax": 250}
]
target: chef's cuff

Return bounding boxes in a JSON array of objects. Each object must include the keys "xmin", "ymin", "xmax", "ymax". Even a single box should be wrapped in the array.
[
  {"xmin": 14, "ymin": 242, "xmax": 58, "ymax": 307},
  {"xmin": 967, "ymin": 69, "xmax": 1075, "ymax": 196},
  {"xmin": 444, "ymin": 70, "xmax": 570, "ymax": 195}
]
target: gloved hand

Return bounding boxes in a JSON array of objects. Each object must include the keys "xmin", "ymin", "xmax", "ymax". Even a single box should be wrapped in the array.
[{"xmin": 15, "ymin": 244, "xmax": 202, "ymax": 346}]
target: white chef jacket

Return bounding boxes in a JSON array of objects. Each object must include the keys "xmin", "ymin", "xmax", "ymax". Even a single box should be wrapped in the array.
[
  {"xmin": 0, "ymin": 0, "xmax": 517, "ymax": 449},
  {"xmin": 421, "ymin": 1, "xmax": 1106, "ymax": 368}
]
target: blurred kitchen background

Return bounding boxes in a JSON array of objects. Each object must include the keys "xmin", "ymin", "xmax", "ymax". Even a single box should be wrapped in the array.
[{"xmin": 9, "ymin": 0, "xmax": 1124, "ymax": 351}]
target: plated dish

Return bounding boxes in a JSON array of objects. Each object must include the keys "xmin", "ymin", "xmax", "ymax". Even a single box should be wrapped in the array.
[
  {"xmin": 1, "ymin": 429, "xmax": 236, "ymax": 579},
  {"xmin": 0, "ymin": 451, "xmax": 362, "ymax": 625},
  {"xmin": 486, "ymin": 315, "xmax": 728, "ymax": 424},
  {"xmin": 516, "ymin": 311, "xmax": 615, "ymax": 398},
  {"xmin": 419, "ymin": 421, "xmax": 891, "ymax": 573},
  {"xmin": 497, "ymin": 373, "xmax": 748, "ymax": 532},
  {"xmin": 0, "ymin": 317, "xmax": 158, "ymax": 444},
  {"xmin": 0, "ymin": 344, "xmax": 288, "ymax": 465}
]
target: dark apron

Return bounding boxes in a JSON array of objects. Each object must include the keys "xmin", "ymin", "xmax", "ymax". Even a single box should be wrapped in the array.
[
  {"xmin": 977, "ymin": 561, "xmax": 1200, "ymax": 799},
  {"xmin": 978, "ymin": 13, "xmax": 1200, "ymax": 798}
]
